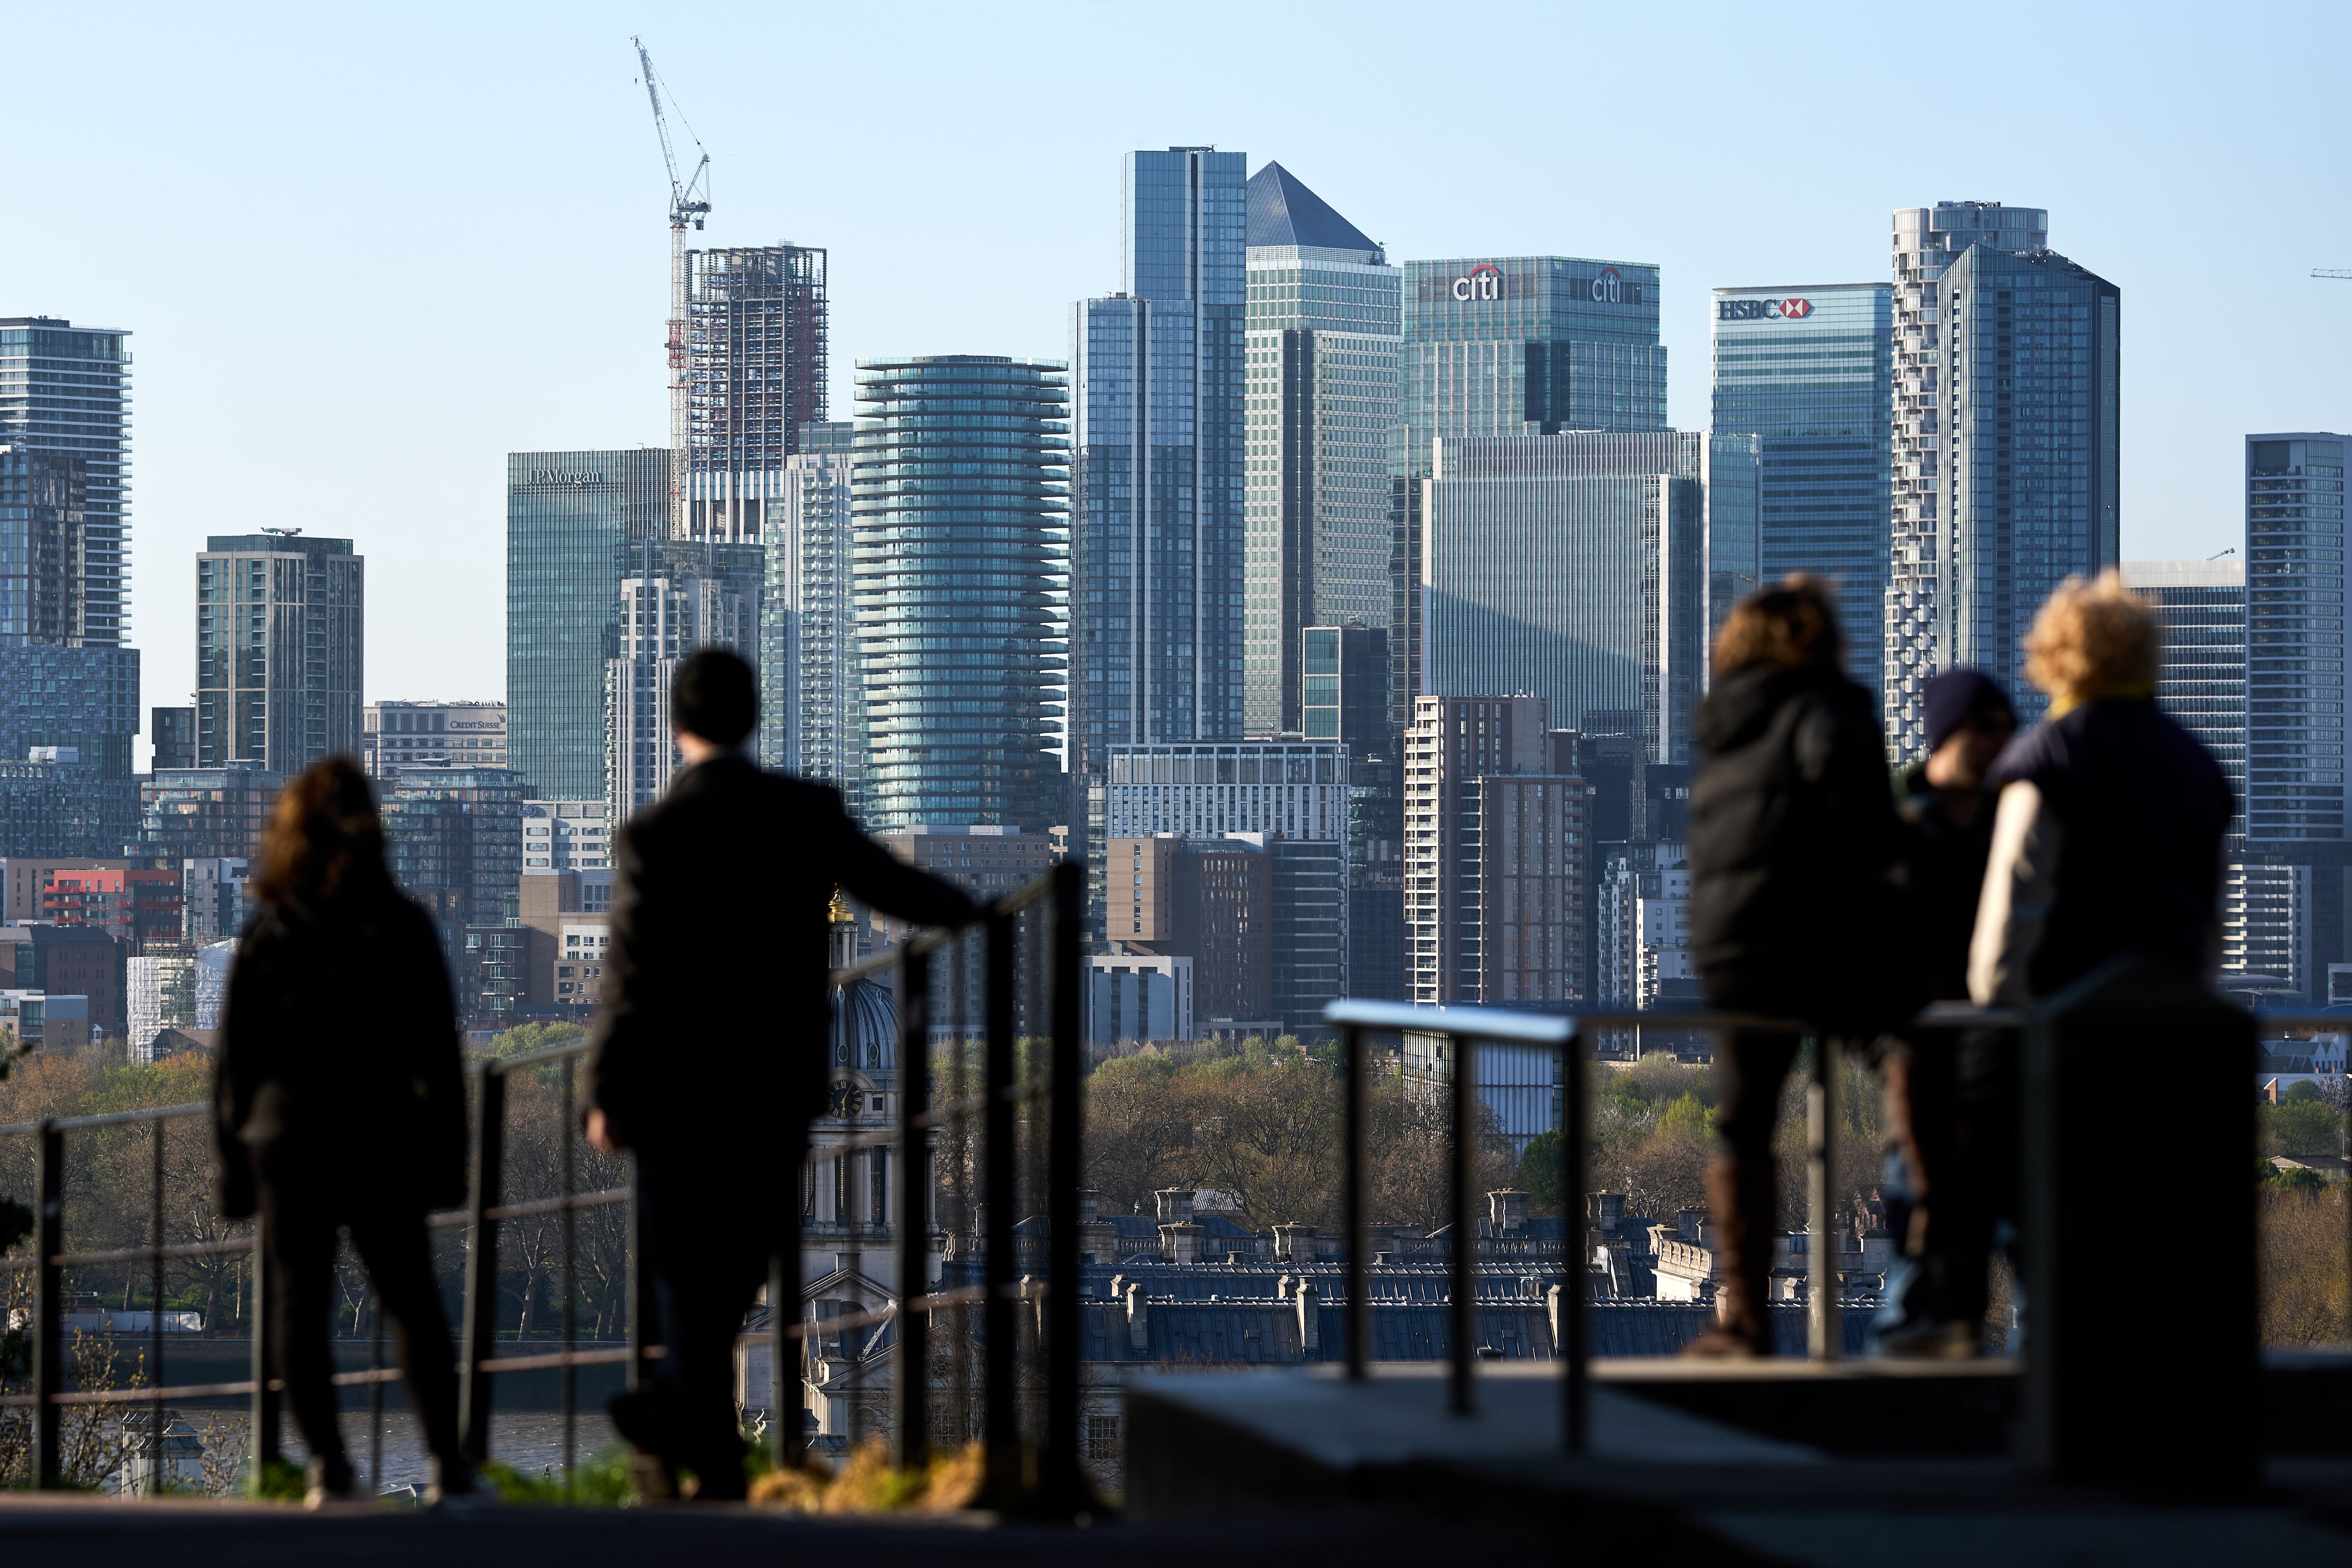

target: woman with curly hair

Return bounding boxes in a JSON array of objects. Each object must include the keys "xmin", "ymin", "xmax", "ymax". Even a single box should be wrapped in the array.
[{"xmin": 213, "ymin": 758, "xmax": 484, "ymax": 1508}]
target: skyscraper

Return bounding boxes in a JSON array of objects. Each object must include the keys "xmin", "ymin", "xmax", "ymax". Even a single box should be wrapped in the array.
[
  {"xmin": 1420, "ymin": 432, "xmax": 1710, "ymax": 764},
  {"xmin": 1070, "ymin": 147, "xmax": 1247, "ymax": 782},
  {"xmin": 1, "ymin": 320, "xmax": 142, "ymax": 784},
  {"xmin": 0, "ymin": 319, "xmax": 131, "ymax": 647},
  {"xmin": 758, "ymin": 423, "xmax": 863, "ymax": 815},
  {"xmin": 1242, "ymin": 164, "xmax": 1400, "ymax": 738},
  {"xmin": 1710, "ymin": 284, "xmax": 1895, "ymax": 697},
  {"xmin": 853, "ymin": 356, "xmax": 1069, "ymax": 833},
  {"xmin": 605, "ymin": 559, "xmax": 757, "ymax": 818},
  {"xmin": 506, "ymin": 449, "xmax": 669, "ymax": 801},
  {"xmin": 1882, "ymin": 201, "xmax": 2051, "ymax": 750},
  {"xmin": 680, "ymin": 244, "xmax": 828, "ymax": 543},
  {"xmin": 1897, "ymin": 244, "xmax": 2120, "ymax": 732},
  {"xmin": 1390, "ymin": 257, "xmax": 1666, "ymax": 733},
  {"xmin": 194, "ymin": 534, "xmax": 362, "ymax": 774}
]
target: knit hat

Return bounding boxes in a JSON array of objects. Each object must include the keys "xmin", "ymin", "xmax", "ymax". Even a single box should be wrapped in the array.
[{"xmin": 1922, "ymin": 668, "xmax": 2013, "ymax": 752}]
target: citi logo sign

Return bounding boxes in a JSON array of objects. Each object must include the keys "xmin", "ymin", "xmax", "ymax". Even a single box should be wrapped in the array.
[
  {"xmin": 1451, "ymin": 264, "xmax": 1504, "ymax": 302},
  {"xmin": 1590, "ymin": 266, "xmax": 1628, "ymax": 304},
  {"xmin": 1717, "ymin": 298, "xmax": 1814, "ymax": 321}
]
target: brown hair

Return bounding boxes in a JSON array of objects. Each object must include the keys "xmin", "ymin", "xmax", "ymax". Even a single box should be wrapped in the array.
[
  {"xmin": 252, "ymin": 757, "xmax": 389, "ymax": 909},
  {"xmin": 1712, "ymin": 574, "xmax": 1845, "ymax": 677},
  {"xmin": 2021, "ymin": 569, "xmax": 2161, "ymax": 702}
]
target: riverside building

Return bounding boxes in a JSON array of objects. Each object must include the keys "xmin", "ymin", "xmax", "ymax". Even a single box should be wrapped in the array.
[
  {"xmin": 1070, "ymin": 148, "xmax": 1248, "ymax": 780},
  {"xmin": 1390, "ymin": 256, "xmax": 1665, "ymax": 733},
  {"xmin": 1709, "ymin": 284, "xmax": 1894, "ymax": 697},
  {"xmin": 1242, "ymin": 163, "xmax": 1400, "ymax": 738}
]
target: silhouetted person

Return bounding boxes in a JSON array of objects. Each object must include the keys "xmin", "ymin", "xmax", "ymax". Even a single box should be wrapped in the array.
[
  {"xmin": 1687, "ymin": 577, "xmax": 1918, "ymax": 1355},
  {"xmin": 1878, "ymin": 668, "xmax": 2014, "ymax": 1355},
  {"xmin": 587, "ymin": 649, "xmax": 974, "ymax": 1499},
  {"xmin": 1940, "ymin": 571, "xmax": 2233, "ymax": 1341},
  {"xmin": 215, "ymin": 758, "xmax": 480, "ymax": 1507}
]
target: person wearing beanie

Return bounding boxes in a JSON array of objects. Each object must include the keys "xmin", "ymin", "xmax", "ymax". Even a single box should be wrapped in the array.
[{"xmin": 1875, "ymin": 667, "xmax": 2014, "ymax": 1357}]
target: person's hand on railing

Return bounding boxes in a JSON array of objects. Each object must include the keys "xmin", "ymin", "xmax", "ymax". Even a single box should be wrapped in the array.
[{"xmin": 585, "ymin": 1108, "xmax": 620, "ymax": 1154}]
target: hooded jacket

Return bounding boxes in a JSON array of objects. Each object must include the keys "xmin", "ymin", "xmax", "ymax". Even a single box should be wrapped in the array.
[{"xmin": 1689, "ymin": 661, "xmax": 1915, "ymax": 1029}]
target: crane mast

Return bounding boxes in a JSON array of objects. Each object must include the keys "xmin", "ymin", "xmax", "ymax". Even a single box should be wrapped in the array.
[{"xmin": 633, "ymin": 37, "xmax": 710, "ymax": 540}]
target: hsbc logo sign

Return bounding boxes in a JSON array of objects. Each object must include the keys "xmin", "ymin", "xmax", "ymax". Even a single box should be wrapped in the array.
[
  {"xmin": 1717, "ymin": 297, "xmax": 1814, "ymax": 321},
  {"xmin": 1451, "ymin": 264, "xmax": 1503, "ymax": 302}
]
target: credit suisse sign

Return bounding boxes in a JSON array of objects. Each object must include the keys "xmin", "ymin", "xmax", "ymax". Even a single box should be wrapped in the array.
[{"xmin": 1717, "ymin": 297, "xmax": 1813, "ymax": 321}]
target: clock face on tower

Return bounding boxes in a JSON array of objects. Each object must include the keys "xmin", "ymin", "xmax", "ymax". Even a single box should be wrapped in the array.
[{"xmin": 829, "ymin": 1079, "xmax": 863, "ymax": 1121}]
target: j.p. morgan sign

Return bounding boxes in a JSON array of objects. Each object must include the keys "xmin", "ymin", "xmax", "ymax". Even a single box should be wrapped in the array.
[{"xmin": 1717, "ymin": 297, "xmax": 1814, "ymax": 321}]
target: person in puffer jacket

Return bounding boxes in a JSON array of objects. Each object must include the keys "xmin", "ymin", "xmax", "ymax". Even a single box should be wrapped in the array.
[{"xmin": 1685, "ymin": 575, "xmax": 1921, "ymax": 1355}]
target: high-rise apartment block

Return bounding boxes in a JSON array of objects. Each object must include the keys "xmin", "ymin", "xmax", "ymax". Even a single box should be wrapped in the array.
[
  {"xmin": 681, "ymin": 244, "xmax": 828, "ymax": 543},
  {"xmin": 1403, "ymin": 695, "xmax": 1586, "ymax": 1007},
  {"xmin": 506, "ymin": 450, "xmax": 670, "ymax": 801},
  {"xmin": 364, "ymin": 700, "xmax": 507, "ymax": 775},
  {"xmin": 521, "ymin": 800, "xmax": 610, "ymax": 871},
  {"xmin": 381, "ymin": 765, "xmax": 525, "ymax": 983},
  {"xmin": 1709, "ymin": 284, "xmax": 1894, "ymax": 696},
  {"xmin": 194, "ymin": 534, "xmax": 362, "ymax": 773},
  {"xmin": 1070, "ymin": 148, "xmax": 1247, "ymax": 778},
  {"xmin": 758, "ymin": 424, "xmax": 863, "ymax": 814},
  {"xmin": 1101, "ymin": 741, "xmax": 1345, "ymax": 841},
  {"xmin": 150, "ymin": 707, "xmax": 196, "ymax": 770},
  {"xmin": 1391, "ymin": 257, "xmax": 1666, "ymax": 733},
  {"xmin": 606, "ymin": 566, "xmax": 756, "ymax": 817},
  {"xmin": 0, "ymin": 319, "xmax": 131, "ymax": 647},
  {"xmin": 853, "ymin": 357, "xmax": 1069, "ymax": 835},
  {"xmin": 1882, "ymin": 201, "xmax": 2051, "ymax": 751},
  {"xmin": 1300, "ymin": 622, "xmax": 1388, "ymax": 752},
  {"xmin": 1242, "ymin": 164, "xmax": 1400, "ymax": 738},
  {"xmin": 1108, "ymin": 835, "xmax": 1275, "ymax": 1028},
  {"xmin": 1420, "ymin": 433, "xmax": 1712, "ymax": 764},
  {"xmin": 134, "ymin": 766, "xmax": 281, "ymax": 863}
]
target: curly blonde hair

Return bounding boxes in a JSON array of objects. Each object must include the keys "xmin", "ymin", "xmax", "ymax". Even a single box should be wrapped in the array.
[{"xmin": 2021, "ymin": 569, "xmax": 2160, "ymax": 702}]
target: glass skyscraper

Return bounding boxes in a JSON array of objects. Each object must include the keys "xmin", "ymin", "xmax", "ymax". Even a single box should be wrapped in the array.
[
  {"xmin": 505, "ymin": 449, "xmax": 669, "ymax": 800},
  {"xmin": 1883, "ymin": 202, "xmax": 2051, "ymax": 752},
  {"xmin": 1070, "ymin": 147, "xmax": 1247, "ymax": 782},
  {"xmin": 1709, "ymin": 284, "xmax": 1894, "ymax": 699},
  {"xmin": 194, "ymin": 535, "xmax": 363, "ymax": 774},
  {"xmin": 853, "ymin": 356, "xmax": 1069, "ymax": 833},
  {"xmin": 2244, "ymin": 433, "xmax": 2349, "ymax": 842},
  {"xmin": 758, "ymin": 422, "xmax": 863, "ymax": 816},
  {"xmin": 1421, "ymin": 432, "xmax": 1707, "ymax": 765},
  {"xmin": 0, "ymin": 318, "xmax": 131, "ymax": 647},
  {"xmin": 681, "ymin": 244, "xmax": 827, "ymax": 543},
  {"xmin": 1390, "ymin": 257, "xmax": 1666, "ymax": 732},
  {"xmin": 1242, "ymin": 163, "xmax": 1400, "ymax": 738}
]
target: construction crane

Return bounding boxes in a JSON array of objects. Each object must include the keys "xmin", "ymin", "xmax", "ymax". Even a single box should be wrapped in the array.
[
  {"xmin": 633, "ymin": 37, "xmax": 710, "ymax": 539},
  {"xmin": 2315, "ymin": 269, "xmax": 2352, "ymax": 279}
]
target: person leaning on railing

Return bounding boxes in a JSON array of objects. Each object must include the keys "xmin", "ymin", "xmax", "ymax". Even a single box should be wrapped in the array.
[
  {"xmin": 1685, "ymin": 575, "xmax": 1925, "ymax": 1357},
  {"xmin": 1938, "ymin": 570, "xmax": 2234, "ymax": 1347},
  {"xmin": 583, "ymin": 649, "xmax": 975, "ymax": 1501},
  {"xmin": 213, "ymin": 757, "xmax": 486, "ymax": 1508}
]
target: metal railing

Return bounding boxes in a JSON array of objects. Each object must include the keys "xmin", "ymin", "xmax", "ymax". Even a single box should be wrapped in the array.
[
  {"xmin": 1325, "ymin": 993, "xmax": 2350, "ymax": 1465},
  {"xmin": 0, "ymin": 858, "xmax": 1088, "ymax": 1511}
]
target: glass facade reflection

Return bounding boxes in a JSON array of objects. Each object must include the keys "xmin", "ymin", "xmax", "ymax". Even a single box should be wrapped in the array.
[
  {"xmin": 853, "ymin": 357, "xmax": 1069, "ymax": 833},
  {"xmin": 1390, "ymin": 257, "xmax": 1666, "ymax": 733},
  {"xmin": 1071, "ymin": 148, "xmax": 1247, "ymax": 781},
  {"xmin": 1709, "ymin": 283, "xmax": 1893, "ymax": 699},
  {"xmin": 505, "ymin": 449, "xmax": 669, "ymax": 800},
  {"xmin": 2244, "ymin": 434, "xmax": 2350, "ymax": 843}
]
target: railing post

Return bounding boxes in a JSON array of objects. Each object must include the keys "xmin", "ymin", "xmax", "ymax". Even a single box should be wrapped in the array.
[
  {"xmin": 369, "ymin": 1289, "xmax": 384, "ymax": 1497},
  {"xmin": 561, "ymin": 1053, "xmax": 578, "ymax": 1494},
  {"xmin": 1807, "ymin": 1036, "xmax": 1838, "ymax": 1361},
  {"xmin": 460, "ymin": 1064, "xmax": 506, "ymax": 1462},
  {"xmin": 149, "ymin": 1116, "xmax": 165, "ymax": 1493},
  {"xmin": 33, "ymin": 1122, "xmax": 63, "ymax": 1490},
  {"xmin": 982, "ymin": 910, "xmax": 1019, "ymax": 1500},
  {"xmin": 628, "ymin": 1159, "xmax": 653, "ymax": 1392},
  {"xmin": 1343, "ymin": 1024, "xmax": 1367, "ymax": 1381},
  {"xmin": 775, "ymin": 1119, "xmax": 805, "ymax": 1471},
  {"xmin": 1449, "ymin": 1031, "xmax": 1477, "ymax": 1417},
  {"xmin": 1043, "ymin": 860, "xmax": 1085, "ymax": 1510},
  {"xmin": 896, "ymin": 943, "xmax": 932, "ymax": 1473},
  {"xmin": 1562, "ymin": 1027, "xmax": 1589, "ymax": 1453},
  {"xmin": 249, "ymin": 1207, "xmax": 278, "ymax": 1479}
]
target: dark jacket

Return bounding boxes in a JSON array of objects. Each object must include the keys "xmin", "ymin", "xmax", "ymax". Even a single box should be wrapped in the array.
[
  {"xmin": 1894, "ymin": 759, "xmax": 2000, "ymax": 1003},
  {"xmin": 1689, "ymin": 661, "xmax": 1916, "ymax": 1029},
  {"xmin": 214, "ymin": 878, "xmax": 466, "ymax": 1220},
  {"xmin": 1976, "ymin": 698, "xmax": 2231, "ymax": 1002},
  {"xmin": 585, "ymin": 756, "xmax": 976, "ymax": 1167}
]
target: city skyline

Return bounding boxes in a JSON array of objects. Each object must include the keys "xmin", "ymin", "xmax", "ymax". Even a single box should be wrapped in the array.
[{"xmin": 4, "ymin": 6, "xmax": 2342, "ymax": 750}]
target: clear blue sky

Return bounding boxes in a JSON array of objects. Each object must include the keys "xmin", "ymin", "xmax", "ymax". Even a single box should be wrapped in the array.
[{"xmin": 7, "ymin": 1, "xmax": 2347, "ymax": 750}]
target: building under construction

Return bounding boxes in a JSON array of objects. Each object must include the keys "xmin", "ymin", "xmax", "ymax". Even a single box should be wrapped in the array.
[{"xmin": 683, "ymin": 244, "xmax": 828, "ymax": 543}]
